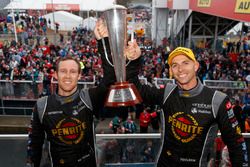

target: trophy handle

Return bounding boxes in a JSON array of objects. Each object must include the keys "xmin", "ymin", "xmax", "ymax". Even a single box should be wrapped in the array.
[
  {"xmin": 126, "ymin": 60, "xmax": 131, "ymax": 66},
  {"xmin": 102, "ymin": 38, "xmax": 114, "ymax": 67},
  {"xmin": 102, "ymin": 37, "xmax": 132, "ymax": 67}
]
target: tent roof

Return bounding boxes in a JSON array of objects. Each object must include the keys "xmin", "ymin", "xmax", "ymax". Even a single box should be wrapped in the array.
[
  {"xmin": 42, "ymin": 11, "xmax": 83, "ymax": 30},
  {"xmin": 4, "ymin": 0, "xmax": 115, "ymax": 11},
  {"xmin": 44, "ymin": 11, "xmax": 83, "ymax": 22}
]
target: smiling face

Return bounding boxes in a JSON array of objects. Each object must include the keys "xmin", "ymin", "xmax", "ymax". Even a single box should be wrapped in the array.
[
  {"xmin": 54, "ymin": 59, "xmax": 81, "ymax": 96},
  {"xmin": 170, "ymin": 54, "xmax": 199, "ymax": 90}
]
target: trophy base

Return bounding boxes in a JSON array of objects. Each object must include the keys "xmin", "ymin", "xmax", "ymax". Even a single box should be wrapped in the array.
[{"xmin": 105, "ymin": 82, "xmax": 142, "ymax": 107}]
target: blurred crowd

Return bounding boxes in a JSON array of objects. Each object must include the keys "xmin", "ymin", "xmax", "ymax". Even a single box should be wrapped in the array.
[
  {"xmin": 0, "ymin": 12, "xmax": 249, "ymax": 118},
  {"xmin": 0, "ymin": 12, "xmax": 249, "ymax": 167},
  {"xmin": 0, "ymin": 13, "xmax": 102, "ymax": 82}
]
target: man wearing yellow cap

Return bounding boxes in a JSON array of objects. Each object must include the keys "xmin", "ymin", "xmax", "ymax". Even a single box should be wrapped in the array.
[
  {"xmin": 167, "ymin": 47, "xmax": 198, "ymax": 88},
  {"xmin": 129, "ymin": 46, "xmax": 248, "ymax": 166}
]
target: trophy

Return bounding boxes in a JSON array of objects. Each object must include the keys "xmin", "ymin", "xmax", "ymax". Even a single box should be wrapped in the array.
[{"xmin": 103, "ymin": 5, "xmax": 142, "ymax": 107}]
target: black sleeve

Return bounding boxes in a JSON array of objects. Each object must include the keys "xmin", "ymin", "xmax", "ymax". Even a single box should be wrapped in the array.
[
  {"xmin": 126, "ymin": 56, "xmax": 164, "ymax": 105},
  {"xmin": 217, "ymin": 98, "xmax": 248, "ymax": 166},
  {"xmin": 97, "ymin": 37, "xmax": 115, "ymax": 86},
  {"xmin": 27, "ymin": 105, "xmax": 45, "ymax": 167},
  {"xmin": 88, "ymin": 83, "xmax": 108, "ymax": 117},
  {"xmin": 88, "ymin": 38, "xmax": 116, "ymax": 116},
  {"xmin": 132, "ymin": 77, "xmax": 164, "ymax": 106}
]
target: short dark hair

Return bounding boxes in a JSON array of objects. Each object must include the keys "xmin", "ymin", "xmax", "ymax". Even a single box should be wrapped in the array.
[
  {"xmin": 89, "ymin": 10, "xmax": 96, "ymax": 17},
  {"xmin": 56, "ymin": 56, "xmax": 81, "ymax": 74}
]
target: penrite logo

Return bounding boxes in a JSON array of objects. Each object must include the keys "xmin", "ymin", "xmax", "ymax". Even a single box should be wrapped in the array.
[
  {"xmin": 51, "ymin": 118, "xmax": 86, "ymax": 145},
  {"xmin": 168, "ymin": 112, "xmax": 203, "ymax": 143}
]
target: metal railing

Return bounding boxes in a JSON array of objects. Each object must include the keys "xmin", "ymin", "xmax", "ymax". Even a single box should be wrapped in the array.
[
  {"xmin": 0, "ymin": 79, "xmax": 248, "ymax": 116},
  {"xmin": 0, "ymin": 133, "xmax": 250, "ymax": 167},
  {"xmin": 0, "ymin": 78, "xmax": 96, "ymax": 115},
  {"xmin": 153, "ymin": 78, "xmax": 175, "ymax": 88},
  {"xmin": 0, "ymin": 133, "xmax": 162, "ymax": 167},
  {"xmin": 0, "ymin": 133, "xmax": 162, "ymax": 140},
  {"xmin": 139, "ymin": 76, "xmax": 148, "ymax": 85},
  {"xmin": 204, "ymin": 80, "xmax": 247, "ymax": 89},
  {"xmin": 2, "ymin": 133, "xmax": 250, "ymax": 140}
]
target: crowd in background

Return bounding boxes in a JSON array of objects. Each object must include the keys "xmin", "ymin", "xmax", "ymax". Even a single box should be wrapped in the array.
[
  {"xmin": 0, "ymin": 13, "xmax": 249, "ymax": 82},
  {"xmin": 0, "ymin": 11, "xmax": 249, "ymax": 167},
  {"xmin": 0, "ymin": 13, "xmax": 102, "ymax": 81},
  {"xmin": 0, "ymin": 12, "xmax": 249, "ymax": 124}
]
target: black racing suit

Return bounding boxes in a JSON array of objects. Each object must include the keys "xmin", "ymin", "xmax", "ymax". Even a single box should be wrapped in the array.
[
  {"xmin": 133, "ymin": 78, "xmax": 248, "ymax": 167},
  {"xmin": 27, "ymin": 38, "xmax": 116, "ymax": 167},
  {"xmin": 28, "ymin": 89, "xmax": 102, "ymax": 167}
]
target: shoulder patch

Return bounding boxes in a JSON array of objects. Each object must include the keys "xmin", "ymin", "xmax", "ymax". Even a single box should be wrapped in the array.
[
  {"xmin": 212, "ymin": 91, "xmax": 227, "ymax": 118},
  {"xmin": 36, "ymin": 96, "xmax": 48, "ymax": 124},
  {"xmin": 163, "ymin": 83, "xmax": 177, "ymax": 104},
  {"xmin": 79, "ymin": 89, "xmax": 93, "ymax": 110}
]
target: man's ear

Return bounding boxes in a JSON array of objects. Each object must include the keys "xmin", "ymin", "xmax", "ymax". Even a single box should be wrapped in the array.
[
  {"xmin": 78, "ymin": 73, "xmax": 81, "ymax": 80},
  {"xmin": 169, "ymin": 67, "xmax": 173, "ymax": 79},
  {"xmin": 194, "ymin": 61, "xmax": 200, "ymax": 72}
]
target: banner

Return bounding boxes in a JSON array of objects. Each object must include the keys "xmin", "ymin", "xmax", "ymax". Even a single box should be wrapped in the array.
[
  {"xmin": 235, "ymin": 0, "xmax": 250, "ymax": 14},
  {"xmin": 167, "ymin": 0, "xmax": 173, "ymax": 9},
  {"xmin": 197, "ymin": 0, "xmax": 211, "ymax": 7},
  {"xmin": 189, "ymin": 0, "xmax": 250, "ymax": 22},
  {"xmin": 46, "ymin": 4, "xmax": 80, "ymax": 11}
]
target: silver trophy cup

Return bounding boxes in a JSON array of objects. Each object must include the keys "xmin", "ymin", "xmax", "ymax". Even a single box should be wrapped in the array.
[{"xmin": 103, "ymin": 5, "xmax": 142, "ymax": 107}]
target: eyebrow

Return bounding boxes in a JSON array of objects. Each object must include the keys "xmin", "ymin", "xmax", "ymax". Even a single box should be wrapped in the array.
[{"xmin": 171, "ymin": 59, "xmax": 191, "ymax": 65}]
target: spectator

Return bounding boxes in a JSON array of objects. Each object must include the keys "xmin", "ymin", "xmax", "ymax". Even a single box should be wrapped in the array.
[
  {"xmin": 245, "ymin": 117, "xmax": 250, "ymax": 132},
  {"xmin": 55, "ymin": 22, "xmax": 59, "ymax": 33},
  {"xmin": 243, "ymin": 92, "xmax": 250, "ymax": 116},
  {"xmin": 233, "ymin": 100, "xmax": 245, "ymax": 132},
  {"xmin": 121, "ymin": 139, "xmax": 137, "ymax": 163},
  {"xmin": 139, "ymin": 107, "xmax": 152, "ymax": 133},
  {"xmin": 122, "ymin": 116, "xmax": 137, "ymax": 134},
  {"xmin": 236, "ymin": 40, "xmax": 241, "ymax": 53},
  {"xmin": 140, "ymin": 140, "xmax": 154, "ymax": 162},
  {"xmin": 109, "ymin": 116, "xmax": 123, "ymax": 134}
]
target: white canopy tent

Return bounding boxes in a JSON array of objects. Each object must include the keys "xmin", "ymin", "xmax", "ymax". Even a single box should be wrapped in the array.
[
  {"xmin": 227, "ymin": 22, "xmax": 250, "ymax": 35},
  {"xmin": 82, "ymin": 17, "xmax": 97, "ymax": 31},
  {"xmin": 43, "ymin": 11, "xmax": 83, "ymax": 31},
  {"xmin": 4, "ymin": 0, "xmax": 115, "ymax": 11}
]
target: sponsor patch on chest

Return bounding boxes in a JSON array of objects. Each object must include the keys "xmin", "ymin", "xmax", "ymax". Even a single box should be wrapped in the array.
[
  {"xmin": 168, "ymin": 112, "xmax": 204, "ymax": 143},
  {"xmin": 191, "ymin": 103, "xmax": 212, "ymax": 114}
]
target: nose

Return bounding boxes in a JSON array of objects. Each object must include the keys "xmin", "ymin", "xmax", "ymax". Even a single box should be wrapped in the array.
[
  {"xmin": 177, "ymin": 65, "xmax": 183, "ymax": 72},
  {"xmin": 65, "ymin": 71, "xmax": 71, "ymax": 78}
]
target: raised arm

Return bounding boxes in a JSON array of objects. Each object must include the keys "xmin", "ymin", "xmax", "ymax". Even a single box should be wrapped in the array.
[
  {"xmin": 125, "ymin": 41, "xmax": 164, "ymax": 106},
  {"xmin": 87, "ymin": 19, "xmax": 115, "ymax": 115}
]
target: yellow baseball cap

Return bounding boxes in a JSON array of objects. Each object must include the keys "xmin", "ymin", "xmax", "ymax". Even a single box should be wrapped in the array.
[{"xmin": 167, "ymin": 47, "xmax": 196, "ymax": 66}]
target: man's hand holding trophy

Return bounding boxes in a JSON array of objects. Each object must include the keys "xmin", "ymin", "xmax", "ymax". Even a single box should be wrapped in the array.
[{"xmin": 94, "ymin": 4, "xmax": 142, "ymax": 107}]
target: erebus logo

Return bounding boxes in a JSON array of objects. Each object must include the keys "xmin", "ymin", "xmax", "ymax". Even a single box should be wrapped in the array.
[
  {"xmin": 191, "ymin": 107, "xmax": 211, "ymax": 114},
  {"xmin": 51, "ymin": 117, "xmax": 86, "ymax": 145},
  {"xmin": 191, "ymin": 107, "xmax": 198, "ymax": 114}
]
